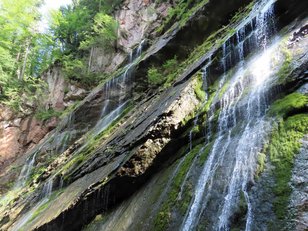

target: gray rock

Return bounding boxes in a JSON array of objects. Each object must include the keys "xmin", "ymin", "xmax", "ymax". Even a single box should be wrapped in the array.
[{"xmin": 288, "ymin": 135, "xmax": 308, "ymax": 231}]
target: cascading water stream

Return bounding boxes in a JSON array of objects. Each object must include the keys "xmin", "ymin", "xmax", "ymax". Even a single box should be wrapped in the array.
[
  {"xmin": 8, "ymin": 41, "xmax": 146, "ymax": 230},
  {"xmin": 181, "ymin": 1, "xmax": 279, "ymax": 230},
  {"xmin": 41, "ymin": 42, "xmax": 145, "ymax": 196},
  {"xmin": 41, "ymin": 179, "xmax": 53, "ymax": 198},
  {"xmin": 14, "ymin": 152, "xmax": 38, "ymax": 189}
]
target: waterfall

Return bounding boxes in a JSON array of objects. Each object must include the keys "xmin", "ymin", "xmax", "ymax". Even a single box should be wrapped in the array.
[
  {"xmin": 84, "ymin": 41, "xmax": 145, "ymax": 139},
  {"xmin": 181, "ymin": 1, "xmax": 279, "ymax": 230},
  {"xmin": 41, "ymin": 179, "xmax": 53, "ymax": 198},
  {"xmin": 41, "ymin": 42, "xmax": 145, "ymax": 196},
  {"xmin": 14, "ymin": 151, "xmax": 38, "ymax": 189},
  {"xmin": 189, "ymin": 116, "xmax": 199, "ymax": 151},
  {"xmin": 10, "ymin": 198, "xmax": 49, "ymax": 231},
  {"xmin": 92, "ymin": 101, "xmax": 128, "ymax": 137},
  {"xmin": 6, "ymin": 41, "xmax": 146, "ymax": 230}
]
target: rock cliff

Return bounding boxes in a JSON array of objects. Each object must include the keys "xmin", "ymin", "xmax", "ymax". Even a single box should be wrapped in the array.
[{"xmin": 0, "ymin": 0, "xmax": 307, "ymax": 231}]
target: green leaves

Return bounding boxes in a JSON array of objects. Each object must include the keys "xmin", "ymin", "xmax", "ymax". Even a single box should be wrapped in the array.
[
  {"xmin": 50, "ymin": 5, "xmax": 91, "ymax": 53},
  {"xmin": 147, "ymin": 56, "xmax": 178, "ymax": 86},
  {"xmin": 147, "ymin": 67, "xmax": 163, "ymax": 85},
  {"xmin": 0, "ymin": 0, "xmax": 122, "ymax": 111},
  {"xmin": 80, "ymin": 13, "xmax": 118, "ymax": 50},
  {"xmin": 0, "ymin": 46, "xmax": 14, "ymax": 74},
  {"xmin": 62, "ymin": 54, "xmax": 85, "ymax": 79},
  {"xmin": 269, "ymin": 114, "xmax": 308, "ymax": 219},
  {"xmin": 0, "ymin": 0, "xmax": 49, "ymax": 111}
]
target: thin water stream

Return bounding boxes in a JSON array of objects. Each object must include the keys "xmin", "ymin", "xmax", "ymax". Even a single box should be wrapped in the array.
[
  {"xmin": 181, "ymin": 1, "xmax": 280, "ymax": 230},
  {"xmin": 8, "ymin": 41, "xmax": 146, "ymax": 230}
]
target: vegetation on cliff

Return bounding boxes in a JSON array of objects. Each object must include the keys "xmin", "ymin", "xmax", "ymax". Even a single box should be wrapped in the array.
[
  {"xmin": 0, "ymin": 0, "xmax": 120, "ymax": 112},
  {"xmin": 0, "ymin": 0, "xmax": 307, "ymax": 230}
]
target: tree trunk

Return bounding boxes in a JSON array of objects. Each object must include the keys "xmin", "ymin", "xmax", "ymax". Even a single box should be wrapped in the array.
[
  {"xmin": 19, "ymin": 39, "xmax": 31, "ymax": 80},
  {"xmin": 87, "ymin": 46, "xmax": 94, "ymax": 73}
]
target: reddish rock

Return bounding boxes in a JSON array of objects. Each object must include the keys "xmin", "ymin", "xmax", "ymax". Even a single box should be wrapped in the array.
[
  {"xmin": 143, "ymin": 0, "xmax": 150, "ymax": 5},
  {"xmin": 0, "ymin": 105, "xmax": 14, "ymax": 121},
  {"xmin": 27, "ymin": 125, "xmax": 48, "ymax": 144},
  {"xmin": 0, "ymin": 126, "xmax": 21, "ymax": 168},
  {"xmin": 45, "ymin": 117, "xmax": 58, "ymax": 130},
  {"xmin": 0, "ymin": 113, "xmax": 58, "ymax": 175}
]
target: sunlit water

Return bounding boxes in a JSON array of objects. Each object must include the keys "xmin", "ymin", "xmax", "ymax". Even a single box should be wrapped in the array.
[
  {"xmin": 181, "ymin": 0, "xmax": 283, "ymax": 230},
  {"xmin": 7, "ymin": 41, "xmax": 146, "ymax": 230}
]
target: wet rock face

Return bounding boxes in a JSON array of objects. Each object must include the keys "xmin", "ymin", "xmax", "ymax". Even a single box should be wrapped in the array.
[
  {"xmin": 0, "ymin": 123, "xmax": 21, "ymax": 170},
  {"xmin": 8, "ymin": 76, "xmax": 200, "ymax": 231},
  {"xmin": 0, "ymin": 66, "xmax": 85, "ymax": 182},
  {"xmin": 288, "ymin": 135, "xmax": 308, "ymax": 231},
  {"xmin": 119, "ymin": 79, "xmax": 200, "ymax": 176},
  {"xmin": 0, "ymin": 111, "xmax": 58, "ymax": 193},
  {"xmin": 2, "ymin": 0, "xmax": 308, "ymax": 230},
  {"xmin": 249, "ymin": 161, "xmax": 278, "ymax": 230}
]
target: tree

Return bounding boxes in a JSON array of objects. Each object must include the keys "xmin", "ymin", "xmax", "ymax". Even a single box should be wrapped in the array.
[
  {"xmin": 0, "ymin": 0, "xmax": 42, "ymax": 79},
  {"xmin": 0, "ymin": 0, "xmax": 49, "ymax": 111},
  {"xmin": 80, "ymin": 13, "xmax": 118, "ymax": 50},
  {"xmin": 49, "ymin": 4, "xmax": 91, "ymax": 54}
]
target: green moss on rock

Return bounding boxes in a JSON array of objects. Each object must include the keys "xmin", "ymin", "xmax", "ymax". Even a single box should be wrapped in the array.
[
  {"xmin": 62, "ymin": 103, "xmax": 133, "ymax": 178},
  {"xmin": 268, "ymin": 114, "xmax": 308, "ymax": 219},
  {"xmin": 277, "ymin": 44, "xmax": 292, "ymax": 83},
  {"xmin": 269, "ymin": 93, "xmax": 308, "ymax": 117},
  {"xmin": 194, "ymin": 73, "xmax": 206, "ymax": 102},
  {"xmin": 153, "ymin": 144, "xmax": 204, "ymax": 231}
]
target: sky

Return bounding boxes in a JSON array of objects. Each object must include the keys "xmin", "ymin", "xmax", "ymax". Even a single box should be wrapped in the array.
[{"xmin": 38, "ymin": 0, "xmax": 72, "ymax": 32}]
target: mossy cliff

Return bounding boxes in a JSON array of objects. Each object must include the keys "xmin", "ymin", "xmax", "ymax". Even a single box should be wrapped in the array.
[{"xmin": 0, "ymin": 0, "xmax": 308, "ymax": 231}]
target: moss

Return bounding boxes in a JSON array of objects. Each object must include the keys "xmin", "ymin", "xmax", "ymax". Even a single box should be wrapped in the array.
[
  {"xmin": 269, "ymin": 93, "xmax": 308, "ymax": 117},
  {"xmin": 156, "ymin": 0, "xmax": 209, "ymax": 35},
  {"xmin": 231, "ymin": 227, "xmax": 242, "ymax": 231},
  {"xmin": 27, "ymin": 200, "xmax": 50, "ymax": 223},
  {"xmin": 28, "ymin": 166, "xmax": 47, "ymax": 184},
  {"xmin": 62, "ymin": 103, "xmax": 133, "ymax": 178},
  {"xmin": 154, "ymin": 144, "xmax": 204, "ymax": 231},
  {"xmin": 178, "ymin": 181, "xmax": 193, "ymax": 215},
  {"xmin": 60, "ymin": 100, "xmax": 81, "ymax": 118},
  {"xmin": 27, "ymin": 190, "xmax": 63, "ymax": 224},
  {"xmin": 198, "ymin": 142, "xmax": 213, "ymax": 166},
  {"xmin": 230, "ymin": 191, "xmax": 248, "ymax": 231},
  {"xmin": 84, "ymin": 214, "xmax": 105, "ymax": 231},
  {"xmin": 152, "ymin": 0, "xmax": 254, "ymax": 90},
  {"xmin": 256, "ymin": 152, "xmax": 266, "ymax": 176},
  {"xmin": 277, "ymin": 44, "xmax": 292, "ymax": 83},
  {"xmin": 0, "ymin": 189, "xmax": 21, "ymax": 208},
  {"xmin": 268, "ymin": 114, "xmax": 308, "ymax": 219},
  {"xmin": 153, "ymin": 0, "xmax": 254, "ymax": 90},
  {"xmin": 179, "ymin": 0, "xmax": 254, "ymax": 70},
  {"xmin": 194, "ymin": 72, "xmax": 206, "ymax": 102},
  {"xmin": 35, "ymin": 108, "xmax": 62, "ymax": 121},
  {"xmin": 181, "ymin": 111, "xmax": 196, "ymax": 126},
  {"xmin": 218, "ymin": 79, "xmax": 231, "ymax": 99},
  {"xmin": 202, "ymin": 91, "xmax": 216, "ymax": 115},
  {"xmin": 229, "ymin": 1, "xmax": 255, "ymax": 25},
  {"xmin": 192, "ymin": 125, "xmax": 201, "ymax": 134}
]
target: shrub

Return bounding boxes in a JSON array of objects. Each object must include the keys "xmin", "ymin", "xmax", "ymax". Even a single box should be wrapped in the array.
[
  {"xmin": 147, "ymin": 56, "xmax": 178, "ymax": 86},
  {"xmin": 35, "ymin": 108, "xmax": 62, "ymax": 121},
  {"xmin": 147, "ymin": 67, "xmax": 163, "ymax": 85}
]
